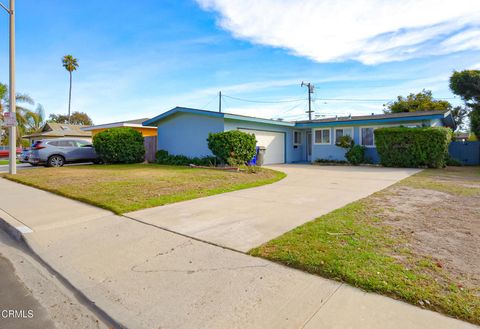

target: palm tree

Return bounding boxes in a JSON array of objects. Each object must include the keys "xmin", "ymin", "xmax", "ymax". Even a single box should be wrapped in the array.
[
  {"xmin": 0, "ymin": 82, "xmax": 41, "ymax": 146},
  {"xmin": 26, "ymin": 104, "xmax": 45, "ymax": 133},
  {"xmin": 62, "ymin": 55, "xmax": 79, "ymax": 123}
]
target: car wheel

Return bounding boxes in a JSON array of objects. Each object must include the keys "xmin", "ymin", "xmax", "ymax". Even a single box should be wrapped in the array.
[{"xmin": 47, "ymin": 155, "xmax": 65, "ymax": 167}]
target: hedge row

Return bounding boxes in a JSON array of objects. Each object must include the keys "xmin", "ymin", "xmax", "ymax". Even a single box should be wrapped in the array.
[
  {"xmin": 374, "ymin": 127, "xmax": 452, "ymax": 168},
  {"xmin": 155, "ymin": 150, "xmax": 217, "ymax": 166},
  {"xmin": 93, "ymin": 127, "xmax": 145, "ymax": 164}
]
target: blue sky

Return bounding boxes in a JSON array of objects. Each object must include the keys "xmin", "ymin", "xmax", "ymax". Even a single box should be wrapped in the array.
[{"xmin": 0, "ymin": 0, "xmax": 479, "ymax": 124}]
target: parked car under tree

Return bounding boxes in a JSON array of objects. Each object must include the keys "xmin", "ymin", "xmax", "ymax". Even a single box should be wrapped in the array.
[{"xmin": 28, "ymin": 138, "xmax": 100, "ymax": 167}]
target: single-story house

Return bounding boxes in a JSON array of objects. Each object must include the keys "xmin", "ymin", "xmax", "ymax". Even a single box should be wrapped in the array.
[
  {"xmin": 23, "ymin": 122, "xmax": 92, "ymax": 145},
  {"xmin": 82, "ymin": 118, "xmax": 157, "ymax": 137},
  {"xmin": 143, "ymin": 107, "xmax": 455, "ymax": 165}
]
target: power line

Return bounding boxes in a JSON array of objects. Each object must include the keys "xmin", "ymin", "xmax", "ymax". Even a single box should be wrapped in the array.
[
  {"xmin": 222, "ymin": 94, "xmax": 306, "ymax": 104},
  {"xmin": 200, "ymin": 94, "xmax": 218, "ymax": 111},
  {"xmin": 219, "ymin": 94, "xmax": 457, "ymax": 105},
  {"xmin": 314, "ymin": 96, "xmax": 458, "ymax": 102}
]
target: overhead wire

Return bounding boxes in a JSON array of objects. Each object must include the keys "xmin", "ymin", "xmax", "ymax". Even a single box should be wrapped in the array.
[{"xmin": 222, "ymin": 94, "xmax": 307, "ymax": 104}]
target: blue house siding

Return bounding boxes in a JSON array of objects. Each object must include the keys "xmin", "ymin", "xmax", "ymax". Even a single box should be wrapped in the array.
[
  {"xmin": 310, "ymin": 122, "xmax": 426, "ymax": 163},
  {"xmin": 156, "ymin": 112, "xmax": 223, "ymax": 157},
  {"xmin": 145, "ymin": 107, "xmax": 454, "ymax": 165},
  {"xmin": 224, "ymin": 119, "xmax": 306, "ymax": 163}
]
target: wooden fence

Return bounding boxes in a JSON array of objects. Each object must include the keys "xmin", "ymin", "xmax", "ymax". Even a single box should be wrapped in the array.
[
  {"xmin": 449, "ymin": 141, "xmax": 480, "ymax": 165},
  {"xmin": 144, "ymin": 136, "xmax": 157, "ymax": 163}
]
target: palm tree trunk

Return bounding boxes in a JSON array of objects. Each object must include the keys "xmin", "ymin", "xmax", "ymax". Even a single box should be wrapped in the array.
[{"xmin": 68, "ymin": 71, "xmax": 72, "ymax": 123}]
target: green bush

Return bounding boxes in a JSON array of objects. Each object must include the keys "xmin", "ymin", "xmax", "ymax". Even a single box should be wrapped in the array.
[
  {"xmin": 336, "ymin": 135, "xmax": 354, "ymax": 148},
  {"xmin": 345, "ymin": 145, "xmax": 366, "ymax": 165},
  {"xmin": 155, "ymin": 150, "xmax": 217, "ymax": 166},
  {"xmin": 374, "ymin": 127, "xmax": 452, "ymax": 168},
  {"xmin": 93, "ymin": 127, "xmax": 145, "ymax": 164},
  {"xmin": 315, "ymin": 158, "xmax": 348, "ymax": 164},
  {"xmin": 445, "ymin": 155, "xmax": 463, "ymax": 167},
  {"xmin": 207, "ymin": 130, "xmax": 257, "ymax": 166}
]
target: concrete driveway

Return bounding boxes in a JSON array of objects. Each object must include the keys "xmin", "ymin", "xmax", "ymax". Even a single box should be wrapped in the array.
[
  {"xmin": 127, "ymin": 164, "xmax": 420, "ymax": 251},
  {"xmin": 0, "ymin": 173, "xmax": 475, "ymax": 329}
]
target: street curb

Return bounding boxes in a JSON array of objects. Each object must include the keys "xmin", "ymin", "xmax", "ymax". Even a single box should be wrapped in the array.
[
  {"xmin": 0, "ymin": 215, "xmax": 128, "ymax": 329},
  {"xmin": 0, "ymin": 213, "xmax": 24, "ymax": 242}
]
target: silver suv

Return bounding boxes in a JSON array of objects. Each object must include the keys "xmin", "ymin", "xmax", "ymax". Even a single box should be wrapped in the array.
[{"xmin": 29, "ymin": 138, "xmax": 100, "ymax": 167}]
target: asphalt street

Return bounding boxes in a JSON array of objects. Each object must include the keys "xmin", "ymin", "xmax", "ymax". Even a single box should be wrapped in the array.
[{"xmin": 0, "ymin": 254, "xmax": 55, "ymax": 329}]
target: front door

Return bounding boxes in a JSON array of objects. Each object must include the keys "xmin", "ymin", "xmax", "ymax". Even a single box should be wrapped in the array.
[{"xmin": 306, "ymin": 130, "xmax": 312, "ymax": 162}]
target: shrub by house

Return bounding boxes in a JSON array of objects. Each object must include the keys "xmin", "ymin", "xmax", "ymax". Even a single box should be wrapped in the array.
[
  {"xmin": 335, "ymin": 135, "xmax": 365, "ymax": 165},
  {"xmin": 155, "ymin": 150, "xmax": 217, "ymax": 166},
  {"xmin": 93, "ymin": 127, "xmax": 145, "ymax": 164},
  {"xmin": 374, "ymin": 127, "xmax": 452, "ymax": 168},
  {"xmin": 207, "ymin": 130, "xmax": 257, "ymax": 166}
]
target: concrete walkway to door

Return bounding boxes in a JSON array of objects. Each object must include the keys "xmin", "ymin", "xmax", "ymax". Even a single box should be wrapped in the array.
[{"xmin": 127, "ymin": 164, "xmax": 420, "ymax": 252}]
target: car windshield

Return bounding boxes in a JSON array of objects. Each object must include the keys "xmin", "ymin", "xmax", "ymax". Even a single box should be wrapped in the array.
[{"xmin": 32, "ymin": 141, "xmax": 43, "ymax": 148}]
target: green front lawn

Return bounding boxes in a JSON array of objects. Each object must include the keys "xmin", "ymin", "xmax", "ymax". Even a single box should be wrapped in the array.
[
  {"xmin": 0, "ymin": 159, "xmax": 19, "ymax": 165},
  {"xmin": 250, "ymin": 167, "xmax": 480, "ymax": 325},
  {"xmin": 4, "ymin": 164, "xmax": 285, "ymax": 214}
]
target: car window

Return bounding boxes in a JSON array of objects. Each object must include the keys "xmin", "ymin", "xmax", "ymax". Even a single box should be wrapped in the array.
[
  {"xmin": 75, "ymin": 140, "xmax": 92, "ymax": 147},
  {"xmin": 53, "ymin": 140, "xmax": 75, "ymax": 147}
]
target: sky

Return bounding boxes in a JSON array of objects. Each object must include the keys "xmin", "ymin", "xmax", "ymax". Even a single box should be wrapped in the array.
[{"xmin": 0, "ymin": 0, "xmax": 479, "ymax": 124}]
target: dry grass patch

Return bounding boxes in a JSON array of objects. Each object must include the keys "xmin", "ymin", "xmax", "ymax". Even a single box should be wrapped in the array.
[
  {"xmin": 251, "ymin": 166, "xmax": 480, "ymax": 324},
  {"xmin": 4, "ymin": 164, "xmax": 285, "ymax": 214}
]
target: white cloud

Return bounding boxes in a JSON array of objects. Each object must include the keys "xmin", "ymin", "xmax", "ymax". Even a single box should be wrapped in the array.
[{"xmin": 197, "ymin": 0, "xmax": 480, "ymax": 64}]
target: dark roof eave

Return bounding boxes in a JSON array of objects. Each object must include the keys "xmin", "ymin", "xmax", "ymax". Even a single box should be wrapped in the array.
[
  {"xmin": 295, "ymin": 112, "xmax": 451, "ymax": 128},
  {"xmin": 143, "ymin": 106, "xmax": 294, "ymax": 127}
]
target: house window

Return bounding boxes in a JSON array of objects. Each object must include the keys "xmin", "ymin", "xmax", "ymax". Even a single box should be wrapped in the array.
[
  {"xmin": 334, "ymin": 128, "xmax": 353, "ymax": 144},
  {"xmin": 314, "ymin": 129, "xmax": 330, "ymax": 144},
  {"xmin": 293, "ymin": 131, "xmax": 301, "ymax": 145},
  {"xmin": 360, "ymin": 127, "xmax": 375, "ymax": 147}
]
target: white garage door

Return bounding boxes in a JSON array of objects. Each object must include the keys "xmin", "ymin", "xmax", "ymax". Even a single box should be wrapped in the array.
[{"xmin": 239, "ymin": 129, "xmax": 285, "ymax": 164}]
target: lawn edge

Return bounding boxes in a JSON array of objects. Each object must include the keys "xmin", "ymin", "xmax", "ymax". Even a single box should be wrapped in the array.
[
  {"xmin": 2, "ymin": 168, "xmax": 287, "ymax": 215},
  {"xmin": 247, "ymin": 169, "xmax": 480, "ymax": 326}
]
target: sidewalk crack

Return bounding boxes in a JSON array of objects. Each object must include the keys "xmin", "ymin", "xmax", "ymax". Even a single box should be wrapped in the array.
[{"xmin": 301, "ymin": 283, "xmax": 343, "ymax": 329}]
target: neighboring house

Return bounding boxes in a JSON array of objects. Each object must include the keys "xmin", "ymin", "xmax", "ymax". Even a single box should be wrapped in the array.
[
  {"xmin": 23, "ymin": 122, "xmax": 92, "ymax": 145},
  {"xmin": 143, "ymin": 107, "xmax": 455, "ymax": 165},
  {"xmin": 82, "ymin": 118, "xmax": 157, "ymax": 137}
]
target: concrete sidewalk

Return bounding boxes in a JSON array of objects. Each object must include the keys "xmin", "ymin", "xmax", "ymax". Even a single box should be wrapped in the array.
[{"xmin": 0, "ymin": 178, "xmax": 476, "ymax": 329}]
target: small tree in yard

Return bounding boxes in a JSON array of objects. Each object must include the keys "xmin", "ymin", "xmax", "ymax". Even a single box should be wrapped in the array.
[
  {"xmin": 336, "ymin": 135, "xmax": 366, "ymax": 165},
  {"xmin": 207, "ymin": 130, "xmax": 257, "ymax": 166},
  {"xmin": 385, "ymin": 90, "xmax": 451, "ymax": 113},
  {"xmin": 450, "ymin": 70, "xmax": 480, "ymax": 138},
  {"xmin": 93, "ymin": 127, "xmax": 145, "ymax": 164}
]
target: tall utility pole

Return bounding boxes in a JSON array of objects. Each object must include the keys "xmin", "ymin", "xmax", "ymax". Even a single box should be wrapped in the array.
[
  {"xmin": 301, "ymin": 81, "xmax": 314, "ymax": 121},
  {"xmin": 218, "ymin": 91, "xmax": 222, "ymax": 113},
  {"xmin": 1, "ymin": 0, "xmax": 16, "ymax": 174}
]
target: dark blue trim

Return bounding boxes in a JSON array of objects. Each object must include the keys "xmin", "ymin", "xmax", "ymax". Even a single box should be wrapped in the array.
[
  {"xmin": 144, "ymin": 107, "xmax": 454, "ymax": 131},
  {"xmin": 224, "ymin": 115, "xmax": 294, "ymax": 127},
  {"xmin": 143, "ymin": 107, "xmax": 224, "ymax": 126},
  {"xmin": 294, "ymin": 114, "xmax": 444, "ymax": 128}
]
